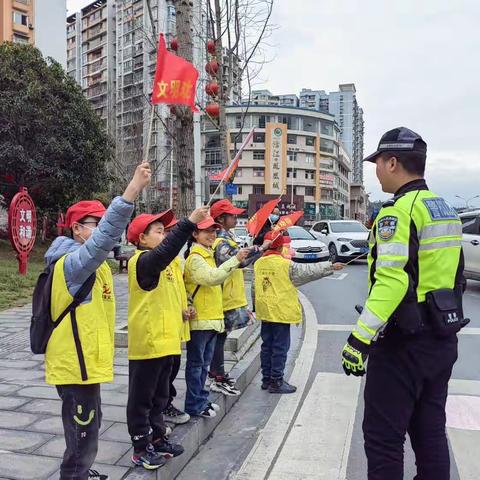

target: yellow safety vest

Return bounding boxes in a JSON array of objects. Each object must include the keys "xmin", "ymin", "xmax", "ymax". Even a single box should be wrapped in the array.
[
  {"xmin": 46, "ymin": 255, "xmax": 115, "ymax": 385},
  {"xmin": 184, "ymin": 245, "xmax": 224, "ymax": 332},
  {"xmin": 213, "ymin": 236, "xmax": 248, "ymax": 311},
  {"xmin": 353, "ymin": 187, "xmax": 463, "ymax": 345},
  {"xmin": 128, "ymin": 250, "xmax": 185, "ymax": 360},
  {"xmin": 171, "ymin": 256, "xmax": 190, "ymax": 343},
  {"xmin": 254, "ymin": 254, "xmax": 302, "ymax": 324}
]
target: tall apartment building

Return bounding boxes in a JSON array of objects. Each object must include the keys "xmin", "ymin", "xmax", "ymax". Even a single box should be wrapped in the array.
[
  {"xmin": 250, "ymin": 86, "xmax": 365, "ymax": 184},
  {"xmin": 1, "ymin": 0, "xmax": 66, "ymax": 66},
  {"xmin": 202, "ymin": 105, "xmax": 353, "ymax": 223}
]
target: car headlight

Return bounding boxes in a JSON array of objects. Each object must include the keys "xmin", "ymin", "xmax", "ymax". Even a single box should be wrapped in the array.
[{"xmin": 337, "ymin": 238, "xmax": 353, "ymax": 242}]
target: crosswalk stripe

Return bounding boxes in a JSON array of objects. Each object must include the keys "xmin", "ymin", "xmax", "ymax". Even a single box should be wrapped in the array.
[
  {"xmin": 234, "ymin": 292, "xmax": 318, "ymax": 480},
  {"xmin": 268, "ymin": 373, "xmax": 361, "ymax": 480}
]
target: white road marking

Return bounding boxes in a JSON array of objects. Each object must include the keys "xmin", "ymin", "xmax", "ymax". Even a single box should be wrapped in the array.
[
  {"xmin": 317, "ymin": 324, "xmax": 480, "ymax": 335},
  {"xmin": 234, "ymin": 292, "xmax": 318, "ymax": 480},
  {"xmin": 268, "ymin": 373, "xmax": 361, "ymax": 480},
  {"xmin": 449, "ymin": 379, "xmax": 480, "ymax": 396},
  {"xmin": 325, "ymin": 273, "xmax": 348, "ymax": 281}
]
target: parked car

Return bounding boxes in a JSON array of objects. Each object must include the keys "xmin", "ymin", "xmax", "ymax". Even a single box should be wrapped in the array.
[
  {"xmin": 459, "ymin": 210, "xmax": 480, "ymax": 281},
  {"xmin": 310, "ymin": 220, "xmax": 369, "ymax": 262},
  {"xmin": 286, "ymin": 226, "xmax": 329, "ymax": 263},
  {"xmin": 233, "ymin": 226, "xmax": 251, "ymax": 247}
]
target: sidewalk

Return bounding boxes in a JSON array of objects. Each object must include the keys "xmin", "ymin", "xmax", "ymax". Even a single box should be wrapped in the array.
[{"xmin": 0, "ymin": 274, "xmax": 260, "ymax": 480}]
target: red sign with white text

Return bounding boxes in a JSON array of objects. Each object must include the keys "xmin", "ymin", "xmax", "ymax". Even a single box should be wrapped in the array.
[{"xmin": 8, "ymin": 187, "xmax": 37, "ymax": 275}]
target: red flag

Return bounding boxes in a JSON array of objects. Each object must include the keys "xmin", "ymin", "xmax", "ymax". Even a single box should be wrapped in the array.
[
  {"xmin": 272, "ymin": 211, "xmax": 304, "ymax": 232},
  {"xmin": 152, "ymin": 34, "xmax": 199, "ymax": 112},
  {"xmin": 246, "ymin": 197, "xmax": 281, "ymax": 236},
  {"xmin": 209, "ymin": 128, "xmax": 255, "ymax": 182}
]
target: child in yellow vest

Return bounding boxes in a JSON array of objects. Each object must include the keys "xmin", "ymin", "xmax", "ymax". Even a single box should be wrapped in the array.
[
  {"xmin": 162, "ymin": 215, "xmax": 194, "ymax": 425},
  {"xmin": 126, "ymin": 206, "xmax": 209, "ymax": 470},
  {"xmin": 44, "ymin": 163, "xmax": 151, "ymax": 480},
  {"xmin": 254, "ymin": 231, "xmax": 344, "ymax": 394},
  {"xmin": 183, "ymin": 217, "xmax": 250, "ymax": 417}
]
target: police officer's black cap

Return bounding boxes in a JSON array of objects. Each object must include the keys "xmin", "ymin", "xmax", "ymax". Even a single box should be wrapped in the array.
[{"xmin": 363, "ymin": 127, "xmax": 427, "ymax": 163}]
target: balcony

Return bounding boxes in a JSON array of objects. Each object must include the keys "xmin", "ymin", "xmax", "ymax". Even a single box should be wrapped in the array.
[
  {"xmin": 13, "ymin": 0, "xmax": 29, "ymax": 11},
  {"xmin": 85, "ymin": 23, "xmax": 106, "ymax": 40},
  {"xmin": 82, "ymin": 36, "xmax": 106, "ymax": 53}
]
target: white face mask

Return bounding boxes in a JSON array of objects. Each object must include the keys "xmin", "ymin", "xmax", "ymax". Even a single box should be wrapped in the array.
[{"xmin": 76, "ymin": 223, "xmax": 96, "ymax": 243}]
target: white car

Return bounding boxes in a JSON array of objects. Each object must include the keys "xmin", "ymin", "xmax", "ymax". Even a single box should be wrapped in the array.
[
  {"xmin": 459, "ymin": 210, "xmax": 480, "ymax": 281},
  {"xmin": 287, "ymin": 226, "xmax": 329, "ymax": 263},
  {"xmin": 310, "ymin": 220, "xmax": 369, "ymax": 262},
  {"xmin": 233, "ymin": 226, "xmax": 251, "ymax": 247}
]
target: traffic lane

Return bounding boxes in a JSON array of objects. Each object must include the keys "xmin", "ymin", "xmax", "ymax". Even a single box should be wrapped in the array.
[{"xmin": 300, "ymin": 261, "xmax": 368, "ymax": 326}]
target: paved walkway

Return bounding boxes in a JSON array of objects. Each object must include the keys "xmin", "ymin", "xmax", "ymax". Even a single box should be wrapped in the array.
[{"xmin": 0, "ymin": 275, "xmax": 238, "ymax": 480}]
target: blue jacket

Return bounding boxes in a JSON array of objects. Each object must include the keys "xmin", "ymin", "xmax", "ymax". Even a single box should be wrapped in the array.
[{"xmin": 44, "ymin": 196, "xmax": 134, "ymax": 298}]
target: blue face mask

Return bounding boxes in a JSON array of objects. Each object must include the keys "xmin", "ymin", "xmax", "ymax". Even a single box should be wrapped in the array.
[{"xmin": 269, "ymin": 214, "xmax": 279, "ymax": 223}]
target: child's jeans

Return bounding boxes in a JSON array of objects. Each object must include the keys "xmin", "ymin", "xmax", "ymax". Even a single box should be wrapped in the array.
[{"xmin": 260, "ymin": 322, "xmax": 291, "ymax": 382}]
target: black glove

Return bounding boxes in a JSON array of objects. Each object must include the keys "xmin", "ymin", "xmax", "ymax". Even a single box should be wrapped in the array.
[{"xmin": 341, "ymin": 334, "xmax": 370, "ymax": 376}]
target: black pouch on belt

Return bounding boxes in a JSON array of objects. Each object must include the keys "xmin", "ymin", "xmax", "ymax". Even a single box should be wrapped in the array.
[{"xmin": 425, "ymin": 288, "xmax": 470, "ymax": 337}]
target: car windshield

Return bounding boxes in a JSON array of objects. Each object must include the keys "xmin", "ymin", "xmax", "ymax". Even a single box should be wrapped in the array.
[
  {"xmin": 330, "ymin": 222, "xmax": 368, "ymax": 233},
  {"xmin": 287, "ymin": 227, "xmax": 316, "ymax": 240}
]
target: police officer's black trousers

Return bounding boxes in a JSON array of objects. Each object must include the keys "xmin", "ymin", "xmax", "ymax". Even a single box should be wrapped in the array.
[
  {"xmin": 56, "ymin": 384, "xmax": 102, "ymax": 480},
  {"xmin": 363, "ymin": 330, "xmax": 458, "ymax": 480}
]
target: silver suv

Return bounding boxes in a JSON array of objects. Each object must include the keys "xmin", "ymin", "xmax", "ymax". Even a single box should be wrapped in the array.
[{"xmin": 460, "ymin": 210, "xmax": 480, "ymax": 281}]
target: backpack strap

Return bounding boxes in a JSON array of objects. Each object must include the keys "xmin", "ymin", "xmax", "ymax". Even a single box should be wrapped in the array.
[
  {"xmin": 53, "ymin": 273, "xmax": 96, "ymax": 329},
  {"xmin": 191, "ymin": 285, "xmax": 201, "ymax": 300}
]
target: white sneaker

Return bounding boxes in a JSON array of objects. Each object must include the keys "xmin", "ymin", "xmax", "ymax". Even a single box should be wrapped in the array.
[
  {"xmin": 210, "ymin": 379, "xmax": 241, "ymax": 396},
  {"xmin": 208, "ymin": 402, "xmax": 220, "ymax": 412},
  {"xmin": 199, "ymin": 406, "xmax": 217, "ymax": 418}
]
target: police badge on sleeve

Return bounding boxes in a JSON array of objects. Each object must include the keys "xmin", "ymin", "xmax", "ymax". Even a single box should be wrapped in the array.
[{"xmin": 377, "ymin": 216, "xmax": 398, "ymax": 241}]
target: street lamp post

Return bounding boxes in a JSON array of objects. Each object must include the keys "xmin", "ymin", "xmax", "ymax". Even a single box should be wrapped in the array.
[{"xmin": 455, "ymin": 194, "xmax": 480, "ymax": 209}]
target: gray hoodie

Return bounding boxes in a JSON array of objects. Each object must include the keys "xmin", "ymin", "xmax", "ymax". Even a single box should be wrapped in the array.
[{"xmin": 44, "ymin": 196, "xmax": 134, "ymax": 298}]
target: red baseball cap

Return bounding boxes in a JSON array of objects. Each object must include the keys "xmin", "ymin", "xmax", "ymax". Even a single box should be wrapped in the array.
[
  {"xmin": 127, "ymin": 210, "xmax": 175, "ymax": 244},
  {"xmin": 210, "ymin": 199, "xmax": 245, "ymax": 219},
  {"xmin": 65, "ymin": 200, "xmax": 106, "ymax": 228},
  {"xmin": 265, "ymin": 230, "xmax": 290, "ymax": 249},
  {"xmin": 164, "ymin": 214, "xmax": 178, "ymax": 230},
  {"xmin": 197, "ymin": 216, "xmax": 222, "ymax": 230}
]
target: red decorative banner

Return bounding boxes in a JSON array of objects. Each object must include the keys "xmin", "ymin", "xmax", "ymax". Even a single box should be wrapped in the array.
[
  {"xmin": 246, "ymin": 196, "xmax": 281, "ymax": 236},
  {"xmin": 152, "ymin": 34, "xmax": 199, "ymax": 112},
  {"xmin": 8, "ymin": 187, "xmax": 37, "ymax": 275},
  {"xmin": 272, "ymin": 210, "xmax": 304, "ymax": 232}
]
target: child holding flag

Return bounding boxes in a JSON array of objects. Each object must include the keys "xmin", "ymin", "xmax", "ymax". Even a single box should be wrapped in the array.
[
  {"xmin": 183, "ymin": 217, "xmax": 250, "ymax": 417},
  {"xmin": 254, "ymin": 230, "xmax": 344, "ymax": 393},
  {"xmin": 125, "ymin": 206, "xmax": 209, "ymax": 470}
]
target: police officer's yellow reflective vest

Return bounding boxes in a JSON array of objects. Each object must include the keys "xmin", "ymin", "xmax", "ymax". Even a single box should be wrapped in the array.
[
  {"xmin": 128, "ymin": 250, "xmax": 184, "ymax": 360},
  {"xmin": 171, "ymin": 256, "xmax": 190, "ymax": 343},
  {"xmin": 46, "ymin": 255, "xmax": 115, "ymax": 385},
  {"xmin": 353, "ymin": 186, "xmax": 463, "ymax": 345},
  {"xmin": 254, "ymin": 254, "xmax": 302, "ymax": 324},
  {"xmin": 184, "ymin": 245, "xmax": 224, "ymax": 331},
  {"xmin": 213, "ymin": 236, "xmax": 248, "ymax": 312}
]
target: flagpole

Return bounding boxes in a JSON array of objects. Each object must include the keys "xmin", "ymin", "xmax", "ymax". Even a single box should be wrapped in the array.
[{"xmin": 144, "ymin": 103, "xmax": 155, "ymax": 164}]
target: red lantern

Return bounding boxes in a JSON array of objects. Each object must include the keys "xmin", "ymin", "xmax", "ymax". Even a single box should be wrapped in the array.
[
  {"xmin": 205, "ymin": 59, "xmax": 219, "ymax": 75},
  {"xmin": 206, "ymin": 103, "xmax": 220, "ymax": 117},
  {"xmin": 205, "ymin": 81, "xmax": 219, "ymax": 97},
  {"xmin": 207, "ymin": 39, "xmax": 216, "ymax": 54},
  {"xmin": 170, "ymin": 38, "xmax": 178, "ymax": 51}
]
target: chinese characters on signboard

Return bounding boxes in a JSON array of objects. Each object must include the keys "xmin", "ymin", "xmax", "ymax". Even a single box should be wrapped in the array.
[{"xmin": 265, "ymin": 123, "xmax": 287, "ymax": 195}]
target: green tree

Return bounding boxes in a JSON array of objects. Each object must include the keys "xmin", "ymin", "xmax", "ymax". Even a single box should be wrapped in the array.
[{"xmin": 0, "ymin": 43, "xmax": 112, "ymax": 214}]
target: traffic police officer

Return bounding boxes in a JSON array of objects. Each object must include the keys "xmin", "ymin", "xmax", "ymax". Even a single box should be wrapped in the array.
[{"xmin": 341, "ymin": 127, "xmax": 468, "ymax": 480}]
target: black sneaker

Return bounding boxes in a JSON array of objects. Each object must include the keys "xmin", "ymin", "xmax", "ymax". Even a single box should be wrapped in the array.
[
  {"xmin": 268, "ymin": 379, "xmax": 297, "ymax": 394},
  {"xmin": 210, "ymin": 377, "xmax": 241, "ymax": 396},
  {"xmin": 163, "ymin": 404, "xmax": 191, "ymax": 425},
  {"xmin": 199, "ymin": 403, "xmax": 218, "ymax": 418},
  {"xmin": 131, "ymin": 444, "xmax": 166, "ymax": 470},
  {"xmin": 153, "ymin": 438, "xmax": 185, "ymax": 458},
  {"xmin": 88, "ymin": 471, "xmax": 109, "ymax": 480},
  {"xmin": 261, "ymin": 378, "xmax": 271, "ymax": 390}
]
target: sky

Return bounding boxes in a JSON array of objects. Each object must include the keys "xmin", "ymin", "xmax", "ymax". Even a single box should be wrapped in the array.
[{"xmin": 67, "ymin": 0, "xmax": 480, "ymax": 207}]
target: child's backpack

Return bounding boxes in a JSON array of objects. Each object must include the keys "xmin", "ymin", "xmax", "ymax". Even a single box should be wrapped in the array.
[{"xmin": 30, "ymin": 262, "xmax": 95, "ymax": 354}]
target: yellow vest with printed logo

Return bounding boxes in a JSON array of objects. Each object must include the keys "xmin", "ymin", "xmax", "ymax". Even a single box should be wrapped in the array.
[
  {"xmin": 128, "ymin": 250, "xmax": 184, "ymax": 360},
  {"xmin": 254, "ymin": 254, "xmax": 302, "ymax": 324},
  {"xmin": 46, "ymin": 255, "xmax": 115, "ymax": 385},
  {"xmin": 184, "ymin": 245, "xmax": 224, "ymax": 332},
  {"xmin": 171, "ymin": 256, "xmax": 190, "ymax": 343},
  {"xmin": 213, "ymin": 236, "xmax": 248, "ymax": 311}
]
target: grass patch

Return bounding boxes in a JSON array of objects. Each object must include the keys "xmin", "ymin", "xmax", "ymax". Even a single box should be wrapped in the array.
[{"xmin": 0, "ymin": 239, "xmax": 48, "ymax": 311}]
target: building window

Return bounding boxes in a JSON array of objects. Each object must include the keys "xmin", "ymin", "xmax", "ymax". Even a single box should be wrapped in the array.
[
  {"xmin": 235, "ymin": 168, "xmax": 242, "ymax": 177},
  {"xmin": 230, "ymin": 133, "xmax": 243, "ymax": 144},
  {"xmin": 258, "ymin": 115, "xmax": 266, "ymax": 128},
  {"xmin": 253, "ymin": 132, "xmax": 265, "ymax": 143},
  {"xmin": 288, "ymin": 151, "xmax": 297, "ymax": 162},
  {"xmin": 253, "ymin": 168, "xmax": 264, "ymax": 177},
  {"xmin": 205, "ymin": 150, "xmax": 222, "ymax": 166},
  {"xmin": 287, "ymin": 168, "xmax": 297, "ymax": 179},
  {"xmin": 305, "ymin": 137, "xmax": 315, "ymax": 147},
  {"xmin": 235, "ymin": 115, "xmax": 242, "ymax": 128},
  {"xmin": 321, "ymin": 122, "xmax": 334, "ymax": 136},
  {"xmin": 302, "ymin": 118, "xmax": 317, "ymax": 133},
  {"xmin": 13, "ymin": 33, "xmax": 29, "ymax": 44},
  {"xmin": 237, "ymin": 186, "xmax": 243, "ymax": 194},
  {"xmin": 306, "ymin": 170, "xmax": 315, "ymax": 180},
  {"xmin": 253, "ymin": 151, "xmax": 265, "ymax": 160},
  {"xmin": 206, "ymin": 134, "xmax": 220, "ymax": 148},
  {"xmin": 123, "ymin": 60, "xmax": 132, "ymax": 73},
  {"xmin": 12, "ymin": 11, "xmax": 28, "ymax": 26},
  {"xmin": 253, "ymin": 185, "xmax": 265, "ymax": 194},
  {"xmin": 320, "ymin": 139, "xmax": 335, "ymax": 154},
  {"xmin": 305, "ymin": 187, "xmax": 315, "ymax": 196},
  {"xmin": 305, "ymin": 154, "xmax": 315, "ymax": 164},
  {"xmin": 287, "ymin": 134, "xmax": 297, "ymax": 145}
]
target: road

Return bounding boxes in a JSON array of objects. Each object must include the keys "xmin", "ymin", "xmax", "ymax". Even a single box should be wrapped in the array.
[{"xmin": 177, "ymin": 262, "xmax": 480, "ymax": 480}]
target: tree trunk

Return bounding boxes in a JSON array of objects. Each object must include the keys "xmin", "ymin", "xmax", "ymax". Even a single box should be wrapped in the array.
[{"xmin": 173, "ymin": 0, "xmax": 195, "ymax": 216}]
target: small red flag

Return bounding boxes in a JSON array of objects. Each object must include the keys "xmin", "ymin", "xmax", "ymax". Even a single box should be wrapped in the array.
[
  {"xmin": 152, "ymin": 34, "xmax": 199, "ymax": 112},
  {"xmin": 247, "ymin": 197, "xmax": 281, "ymax": 236},
  {"xmin": 272, "ymin": 211, "xmax": 304, "ymax": 232}
]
